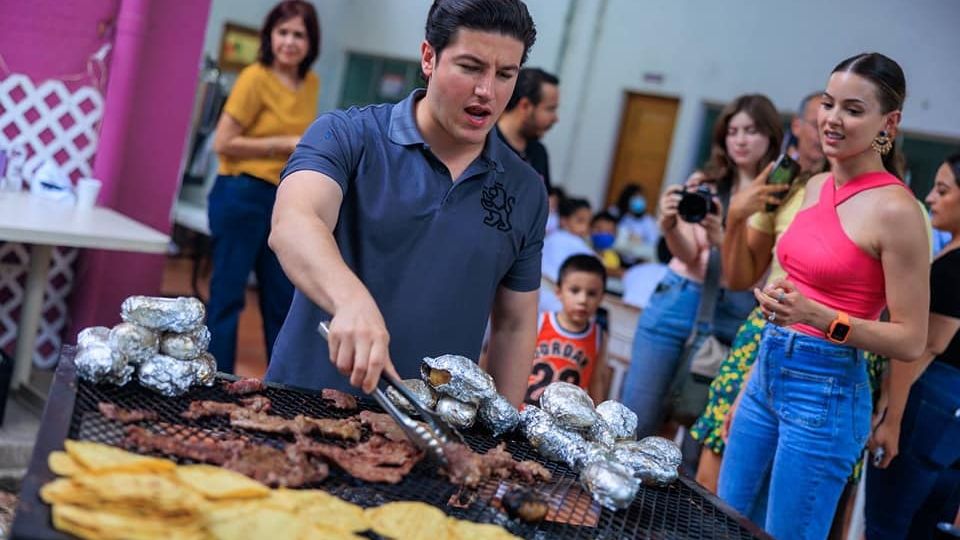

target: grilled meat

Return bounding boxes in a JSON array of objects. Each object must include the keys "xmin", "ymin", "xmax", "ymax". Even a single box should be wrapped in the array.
[
  {"xmin": 442, "ymin": 442, "xmax": 553, "ymax": 489},
  {"xmin": 296, "ymin": 434, "xmax": 424, "ymax": 484},
  {"xmin": 223, "ymin": 378, "xmax": 265, "ymax": 395},
  {"xmin": 97, "ymin": 402, "xmax": 158, "ymax": 423},
  {"xmin": 321, "ymin": 389, "xmax": 358, "ymax": 411}
]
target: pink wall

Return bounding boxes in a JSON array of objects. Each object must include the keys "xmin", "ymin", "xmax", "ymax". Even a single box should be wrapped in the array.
[
  {"xmin": 1, "ymin": 0, "xmax": 210, "ymax": 346},
  {"xmin": 0, "ymin": 0, "xmax": 120, "ymax": 92},
  {"xmin": 0, "ymin": 0, "xmax": 122, "ymax": 358},
  {"xmin": 69, "ymin": 0, "xmax": 212, "ymax": 332}
]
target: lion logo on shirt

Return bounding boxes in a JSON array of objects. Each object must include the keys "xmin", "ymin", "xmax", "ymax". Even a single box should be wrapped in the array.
[{"xmin": 481, "ymin": 182, "xmax": 514, "ymax": 232}]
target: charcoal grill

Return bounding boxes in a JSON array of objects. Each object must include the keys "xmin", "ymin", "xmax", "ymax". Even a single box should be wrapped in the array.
[{"xmin": 12, "ymin": 348, "xmax": 771, "ymax": 539}]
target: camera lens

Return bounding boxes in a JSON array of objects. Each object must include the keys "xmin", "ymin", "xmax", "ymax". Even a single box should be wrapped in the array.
[{"xmin": 677, "ymin": 190, "xmax": 709, "ymax": 223}]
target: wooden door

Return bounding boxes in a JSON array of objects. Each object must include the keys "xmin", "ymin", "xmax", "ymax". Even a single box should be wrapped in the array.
[{"xmin": 606, "ymin": 93, "xmax": 680, "ymax": 213}]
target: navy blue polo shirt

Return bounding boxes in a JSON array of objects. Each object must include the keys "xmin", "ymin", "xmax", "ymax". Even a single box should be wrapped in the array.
[{"xmin": 266, "ymin": 90, "xmax": 548, "ymax": 394}]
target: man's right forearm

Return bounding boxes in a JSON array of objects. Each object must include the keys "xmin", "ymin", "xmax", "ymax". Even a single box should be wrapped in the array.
[{"xmin": 269, "ymin": 206, "xmax": 365, "ymax": 314}]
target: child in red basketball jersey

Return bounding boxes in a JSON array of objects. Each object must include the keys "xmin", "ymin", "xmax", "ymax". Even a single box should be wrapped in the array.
[{"xmin": 525, "ymin": 254, "xmax": 609, "ymax": 405}]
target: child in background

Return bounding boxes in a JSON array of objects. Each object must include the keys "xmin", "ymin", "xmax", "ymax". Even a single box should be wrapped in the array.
[
  {"xmin": 525, "ymin": 254, "xmax": 610, "ymax": 405},
  {"xmin": 542, "ymin": 197, "xmax": 593, "ymax": 280},
  {"xmin": 545, "ymin": 186, "xmax": 567, "ymax": 234},
  {"xmin": 611, "ymin": 184, "xmax": 660, "ymax": 264},
  {"xmin": 590, "ymin": 211, "xmax": 622, "ymax": 275},
  {"xmin": 540, "ymin": 197, "xmax": 594, "ymax": 313}
]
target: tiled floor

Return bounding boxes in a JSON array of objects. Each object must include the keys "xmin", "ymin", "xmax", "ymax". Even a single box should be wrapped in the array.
[{"xmin": 160, "ymin": 257, "xmax": 268, "ymax": 379}]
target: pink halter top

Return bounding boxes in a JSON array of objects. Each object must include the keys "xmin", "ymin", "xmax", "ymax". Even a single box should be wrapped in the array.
[{"xmin": 776, "ymin": 171, "xmax": 907, "ymax": 338}]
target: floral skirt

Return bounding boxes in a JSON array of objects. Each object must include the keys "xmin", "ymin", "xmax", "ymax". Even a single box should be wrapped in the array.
[{"xmin": 690, "ymin": 307, "xmax": 766, "ymax": 453}]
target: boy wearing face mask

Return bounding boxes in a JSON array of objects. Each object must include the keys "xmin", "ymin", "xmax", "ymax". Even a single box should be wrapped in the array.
[{"xmin": 591, "ymin": 211, "xmax": 622, "ymax": 275}]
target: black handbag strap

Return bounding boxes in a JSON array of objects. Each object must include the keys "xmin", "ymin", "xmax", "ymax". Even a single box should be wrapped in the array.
[
  {"xmin": 665, "ymin": 188, "xmax": 730, "ymax": 414},
  {"xmin": 695, "ymin": 247, "xmax": 721, "ymax": 331}
]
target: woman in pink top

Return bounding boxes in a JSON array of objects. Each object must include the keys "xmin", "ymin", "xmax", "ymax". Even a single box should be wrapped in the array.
[{"xmin": 718, "ymin": 53, "xmax": 930, "ymax": 540}]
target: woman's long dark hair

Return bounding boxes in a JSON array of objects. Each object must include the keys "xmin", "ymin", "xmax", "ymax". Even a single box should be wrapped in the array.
[
  {"xmin": 259, "ymin": 0, "xmax": 321, "ymax": 79},
  {"xmin": 832, "ymin": 53, "xmax": 907, "ymax": 179},
  {"xmin": 702, "ymin": 94, "xmax": 783, "ymax": 195}
]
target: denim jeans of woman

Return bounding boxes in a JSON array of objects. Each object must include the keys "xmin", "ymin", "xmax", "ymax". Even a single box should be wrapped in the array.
[
  {"xmin": 207, "ymin": 174, "xmax": 294, "ymax": 373},
  {"xmin": 620, "ymin": 269, "xmax": 757, "ymax": 437},
  {"xmin": 865, "ymin": 360, "xmax": 960, "ymax": 539},
  {"xmin": 718, "ymin": 325, "xmax": 871, "ymax": 540}
]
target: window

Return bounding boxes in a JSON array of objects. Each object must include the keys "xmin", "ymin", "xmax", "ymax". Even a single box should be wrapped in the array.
[{"xmin": 339, "ymin": 53, "xmax": 422, "ymax": 108}]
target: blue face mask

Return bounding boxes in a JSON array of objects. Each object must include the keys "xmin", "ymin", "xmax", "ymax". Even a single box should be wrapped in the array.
[
  {"xmin": 591, "ymin": 232, "xmax": 616, "ymax": 250},
  {"xmin": 629, "ymin": 196, "xmax": 647, "ymax": 216}
]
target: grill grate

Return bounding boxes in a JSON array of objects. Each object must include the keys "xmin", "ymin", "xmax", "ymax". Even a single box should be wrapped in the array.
[{"xmin": 62, "ymin": 376, "xmax": 767, "ymax": 540}]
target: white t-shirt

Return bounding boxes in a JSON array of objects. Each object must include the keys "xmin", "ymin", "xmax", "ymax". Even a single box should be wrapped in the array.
[
  {"xmin": 541, "ymin": 229, "xmax": 595, "ymax": 281},
  {"xmin": 540, "ymin": 229, "xmax": 595, "ymax": 313},
  {"xmin": 617, "ymin": 214, "xmax": 660, "ymax": 247},
  {"xmin": 621, "ymin": 262, "xmax": 669, "ymax": 309}
]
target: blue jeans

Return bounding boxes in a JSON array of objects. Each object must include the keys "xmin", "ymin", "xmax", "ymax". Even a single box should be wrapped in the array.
[
  {"xmin": 718, "ymin": 325, "xmax": 871, "ymax": 540},
  {"xmin": 865, "ymin": 360, "xmax": 960, "ymax": 540},
  {"xmin": 620, "ymin": 269, "xmax": 756, "ymax": 436},
  {"xmin": 207, "ymin": 174, "xmax": 293, "ymax": 373}
]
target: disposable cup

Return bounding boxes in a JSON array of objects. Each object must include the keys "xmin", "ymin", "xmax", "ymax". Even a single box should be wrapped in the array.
[{"xmin": 75, "ymin": 178, "xmax": 102, "ymax": 210}]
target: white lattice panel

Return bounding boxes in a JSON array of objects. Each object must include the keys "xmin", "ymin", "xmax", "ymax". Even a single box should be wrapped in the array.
[{"xmin": 0, "ymin": 73, "xmax": 104, "ymax": 367}]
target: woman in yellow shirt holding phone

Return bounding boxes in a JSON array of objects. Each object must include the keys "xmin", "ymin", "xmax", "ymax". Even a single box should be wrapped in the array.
[{"xmin": 208, "ymin": 0, "xmax": 321, "ymax": 374}]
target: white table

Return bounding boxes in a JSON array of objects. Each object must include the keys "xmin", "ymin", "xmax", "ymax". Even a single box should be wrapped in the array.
[
  {"xmin": 0, "ymin": 191, "xmax": 169, "ymax": 390},
  {"xmin": 173, "ymin": 199, "xmax": 210, "ymax": 235}
]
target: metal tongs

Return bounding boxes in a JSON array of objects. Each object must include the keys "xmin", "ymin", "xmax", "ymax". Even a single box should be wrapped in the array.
[{"xmin": 317, "ymin": 321, "xmax": 465, "ymax": 466}]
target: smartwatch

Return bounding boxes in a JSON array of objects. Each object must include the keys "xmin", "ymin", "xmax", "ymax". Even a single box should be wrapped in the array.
[{"xmin": 827, "ymin": 311, "xmax": 851, "ymax": 344}]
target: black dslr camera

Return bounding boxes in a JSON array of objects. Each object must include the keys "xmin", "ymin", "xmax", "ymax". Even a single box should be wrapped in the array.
[{"xmin": 677, "ymin": 185, "xmax": 718, "ymax": 223}]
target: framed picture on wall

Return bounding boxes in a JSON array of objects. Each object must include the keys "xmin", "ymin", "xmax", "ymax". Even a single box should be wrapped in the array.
[{"xmin": 219, "ymin": 22, "xmax": 260, "ymax": 72}]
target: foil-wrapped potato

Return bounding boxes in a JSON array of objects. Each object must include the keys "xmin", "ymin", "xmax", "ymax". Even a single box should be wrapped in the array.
[
  {"xmin": 596, "ymin": 400, "xmax": 638, "ymax": 441},
  {"xmin": 108, "ymin": 323, "xmax": 159, "ymax": 364},
  {"xmin": 637, "ymin": 436, "xmax": 682, "ymax": 470},
  {"xmin": 385, "ymin": 379, "xmax": 438, "ymax": 416},
  {"xmin": 75, "ymin": 328, "xmax": 133, "ymax": 386},
  {"xmin": 77, "ymin": 326, "xmax": 110, "ymax": 348},
  {"xmin": 570, "ymin": 442, "xmax": 615, "ymax": 472},
  {"xmin": 521, "ymin": 405, "xmax": 589, "ymax": 468},
  {"xmin": 586, "ymin": 420, "xmax": 616, "ymax": 449},
  {"xmin": 159, "ymin": 326, "xmax": 211, "ymax": 360},
  {"xmin": 580, "ymin": 459, "xmax": 641, "ymax": 510},
  {"xmin": 435, "ymin": 396, "xmax": 478, "ymax": 429},
  {"xmin": 421, "ymin": 355, "xmax": 495, "ymax": 404},
  {"xmin": 75, "ymin": 341, "xmax": 133, "ymax": 386},
  {"xmin": 192, "ymin": 352, "xmax": 217, "ymax": 386},
  {"xmin": 612, "ymin": 438, "xmax": 681, "ymax": 486},
  {"xmin": 539, "ymin": 382, "xmax": 599, "ymax": 431},
  {"xmin": 137, "ymin": 354, "xmax": 200, "ymax": 397},
  {"xmin": 121, "ymin": 296, "xmax": 205, "ymax": 333},
  {"xmin": 477, "ymin": 394, "xmax": 519, "ymax": 437}
]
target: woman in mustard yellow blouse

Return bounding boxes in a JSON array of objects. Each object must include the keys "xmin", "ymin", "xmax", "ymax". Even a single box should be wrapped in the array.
[{"xmin": 208, "ymin": 0, "xmax": 320, "ymax": 373}]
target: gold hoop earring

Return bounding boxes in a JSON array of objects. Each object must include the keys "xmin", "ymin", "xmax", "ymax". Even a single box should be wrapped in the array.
[{"xmin": 872, "ymin": 130, "xmax": 893, "ymax": 155}]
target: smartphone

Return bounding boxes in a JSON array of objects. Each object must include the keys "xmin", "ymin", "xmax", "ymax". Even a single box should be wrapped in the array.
[{"xmin": 765, "ymin": 153, "xmax": 800, "ymax": 212}]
